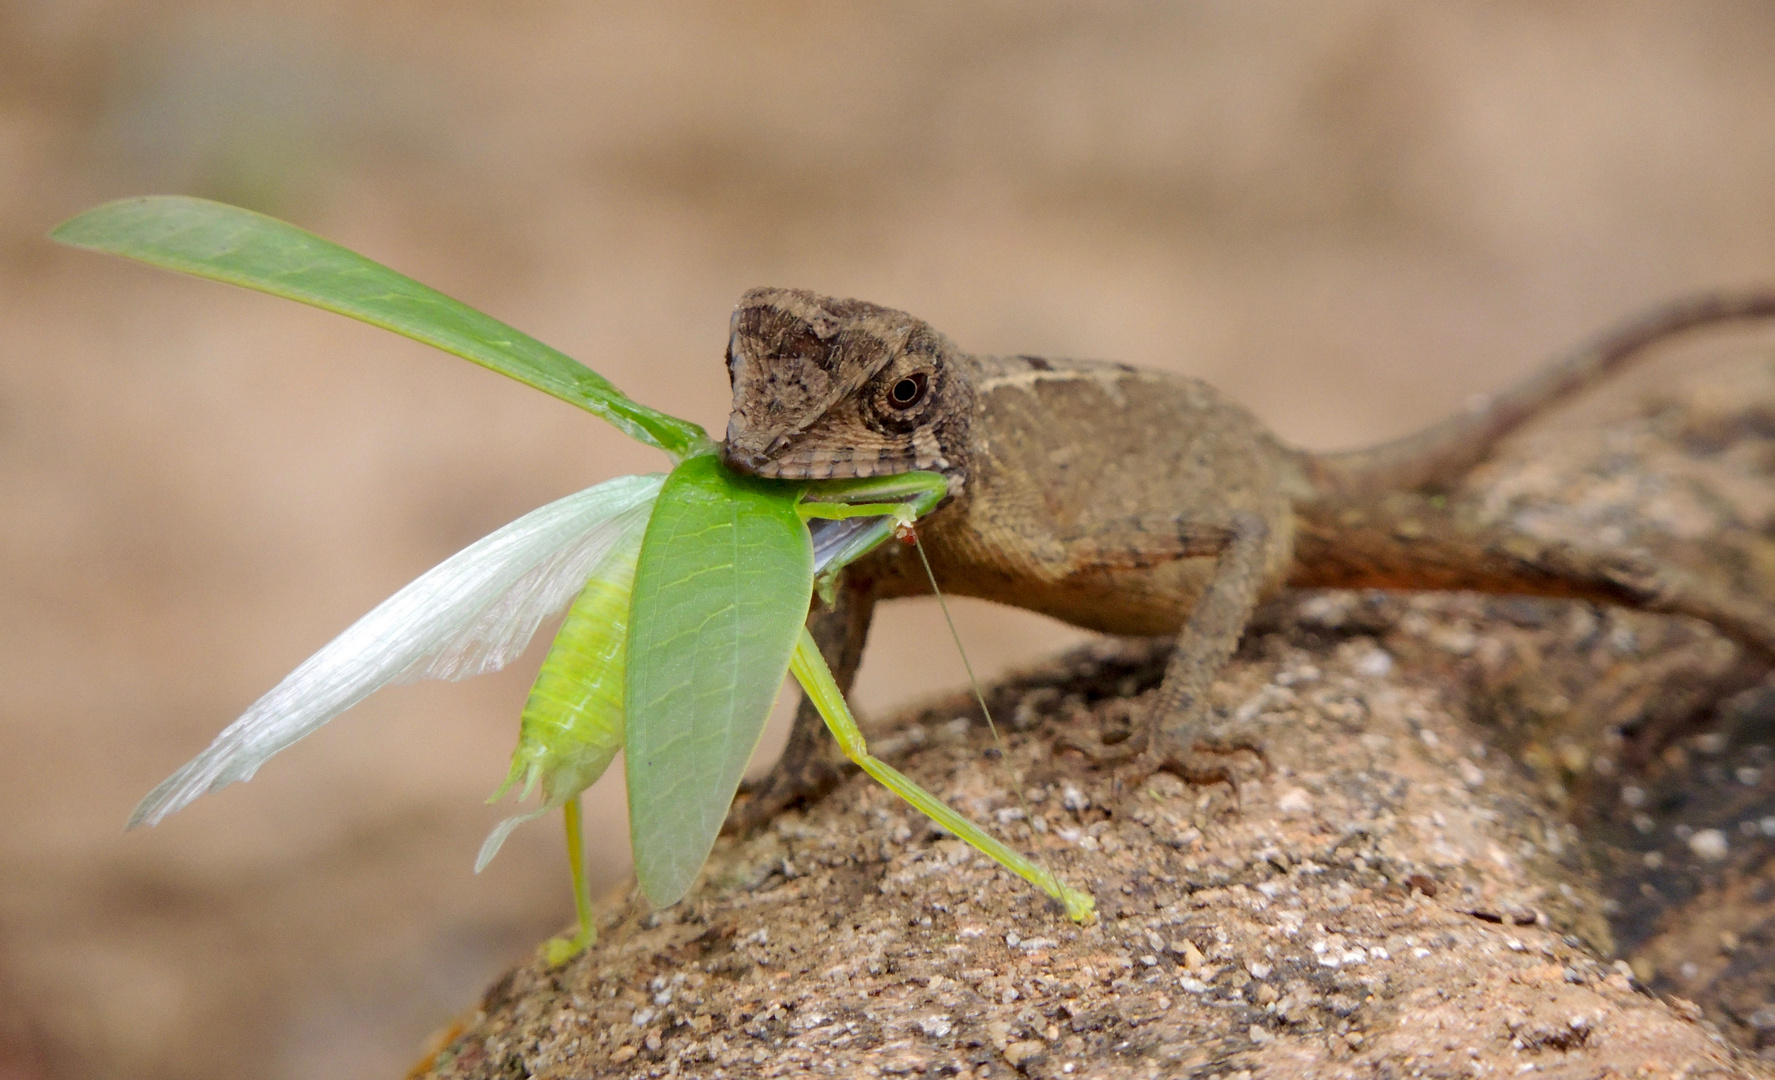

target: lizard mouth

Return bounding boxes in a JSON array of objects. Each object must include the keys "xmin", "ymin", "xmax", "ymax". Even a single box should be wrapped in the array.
[
  {"xmin": 720, "ymin": 441, "xmax": 897, "ymax": 573},
  {"xmin": 720, "ymin": 442, "xmax": 778, "ymax": 476},
  {"xmin": 720, "ymin": 419, "xmax": 802, "ymax": 477},
  {"xmin": 721, "ymin": 439, "xmax": 876, "ymax": 482}
]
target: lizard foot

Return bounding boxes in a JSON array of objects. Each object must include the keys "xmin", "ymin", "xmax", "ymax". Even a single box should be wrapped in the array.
[
  {"xmin": 1053, "ymin": 728, "xmax": 1141, "ymax": 764},
  {"xmin": 1052, "ymin": 698, "xmax": 1144, "ymax": 763},
  {"xmin": 1120, "ymin": 712, "xmax": 1269, "ymax": 808}
]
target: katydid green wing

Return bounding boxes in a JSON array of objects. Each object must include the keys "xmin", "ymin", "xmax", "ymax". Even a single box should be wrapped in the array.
[
  {"xmin": 51, "ymin": 196, "xmax": 708, "ymax": 459},
  {"xmin": 624, "ymin": 454, "xmax": 813, "ymax": 907}
]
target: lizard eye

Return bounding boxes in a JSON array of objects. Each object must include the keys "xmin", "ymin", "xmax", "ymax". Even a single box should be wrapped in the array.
[{"xmin": 888, "ymin": 372, "xmax": 928, "ymax": 410}]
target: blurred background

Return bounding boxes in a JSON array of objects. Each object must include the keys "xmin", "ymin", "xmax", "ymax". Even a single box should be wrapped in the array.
[{"xmin": 7, "ymin": 2, "xmax": 1775, "ymax": 1077}]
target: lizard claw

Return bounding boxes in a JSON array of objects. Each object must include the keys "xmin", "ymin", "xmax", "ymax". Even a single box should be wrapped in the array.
[
  {"xmin": 1052, "ymin": 696, "xmax": 1146, "ymax": 763},
  {"xmin": 1128, "ymin": 740, "xmax": 1258, "ymax": 801},
  {"xmin": 1053, "ymin": 727, "xmax": 1143, "ymax": 764},
  {"xmin": 1119, "ymin": 706, "xmax": 1269, "ymax": 809}
]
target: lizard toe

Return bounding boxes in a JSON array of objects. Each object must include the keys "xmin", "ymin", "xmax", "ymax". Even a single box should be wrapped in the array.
[
  {"xmin": 1119, "ymin": 714, "xmax": 1270, "ymax": 809},
  {"xmin": 1053, "ymin": 728, "xmax": 1144, "ymax": 765}
]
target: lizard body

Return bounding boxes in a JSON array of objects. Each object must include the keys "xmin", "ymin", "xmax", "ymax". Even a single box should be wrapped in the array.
[{"xmin": 722, "ymin": 288, "xmax": 1775, "ymax": 814}]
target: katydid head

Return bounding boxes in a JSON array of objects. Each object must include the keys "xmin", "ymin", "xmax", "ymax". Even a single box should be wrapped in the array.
[{"xmin": 721, "ymin": 288, "xmax": 973, "ymax": 488}]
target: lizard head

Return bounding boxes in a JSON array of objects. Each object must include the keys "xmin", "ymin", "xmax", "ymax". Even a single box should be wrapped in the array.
[{"xmin": 721, "ymin": 287, "xmax": 972, "ymax": 487}]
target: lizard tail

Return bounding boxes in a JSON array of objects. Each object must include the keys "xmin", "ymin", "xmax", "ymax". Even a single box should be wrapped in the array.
[
  {"xmin": 1288, "ymin": 491, "xmax": 1775, "ymax": 659},
  {"xmin": 1304, "ymin": 291, "xmax": 1775, "ymax": 499}
]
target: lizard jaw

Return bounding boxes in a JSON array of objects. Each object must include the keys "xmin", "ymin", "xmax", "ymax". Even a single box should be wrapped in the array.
[{"xmin": 721, "ymin": 437, "xmax": 940, "ymax": 483}]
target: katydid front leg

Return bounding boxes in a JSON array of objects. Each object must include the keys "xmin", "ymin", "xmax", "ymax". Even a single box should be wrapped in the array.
[
  {"xmin": 729, "ymin": 472, "xmax": 946, "ymax": 832},
  {"xmin": 728, "ymin": 579, "xmax": 875, "ymax": 832}
]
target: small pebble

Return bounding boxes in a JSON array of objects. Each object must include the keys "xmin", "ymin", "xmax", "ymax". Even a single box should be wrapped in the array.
[
  {"xmin": 917, "ymin": 1015, "xmax": 953, "ymax": 1038},
  {"xmin": 1274, "ymin": 665, "xmax": 1320, "ymax": 686},
  {"xmin": 1179, "ymin": 940, "xmax": 1206, "ymax": 969},
  {"xmin": 1353, "ymin": 649, "xmax": 1393, "ymax": 677},
  {"xmin": 1688, "ymin": 829, "xmax": 1729, "ymax": 861}
]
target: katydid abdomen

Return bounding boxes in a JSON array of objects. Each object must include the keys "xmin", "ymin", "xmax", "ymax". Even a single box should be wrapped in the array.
[{"xmin": 499, "ymin": 543, "xmax": 639, "ymax": 809}]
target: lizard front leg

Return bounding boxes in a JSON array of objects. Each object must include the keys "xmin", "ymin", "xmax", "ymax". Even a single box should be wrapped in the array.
[
  {"xmin": 726, "ymin": 571, "xmax": 876, "ymax": 834},
  {"xmin": 1057, "ymin": 511, "xmax": 1274, "ymax": 788}
]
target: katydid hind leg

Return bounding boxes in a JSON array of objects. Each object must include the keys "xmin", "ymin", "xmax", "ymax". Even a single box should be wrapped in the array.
[{"xmin": 728, "ymin": 574, "xmax": 877, "ymax": 833}]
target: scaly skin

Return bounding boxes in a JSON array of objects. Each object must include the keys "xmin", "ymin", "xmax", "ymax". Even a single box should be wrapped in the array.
[{"xmin": 721, "ymin": 288, "xmax": 1775, "ymax": 823}]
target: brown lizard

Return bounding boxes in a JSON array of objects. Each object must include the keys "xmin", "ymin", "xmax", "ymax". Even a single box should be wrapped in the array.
[{"xmin": 719, "ymin": 287, "xmax": 1775, "ymax": 820}]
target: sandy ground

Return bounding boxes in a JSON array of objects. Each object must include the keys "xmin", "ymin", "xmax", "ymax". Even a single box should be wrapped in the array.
[{"xmin": 7, "ymin": 3, "xmax": 1775, "ymax": 1078}]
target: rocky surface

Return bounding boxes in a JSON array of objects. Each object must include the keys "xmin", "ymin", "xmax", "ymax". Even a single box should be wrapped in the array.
[{"xmin": 412, "ymin": 606, "xmax": 1755, "ymax": 1079}]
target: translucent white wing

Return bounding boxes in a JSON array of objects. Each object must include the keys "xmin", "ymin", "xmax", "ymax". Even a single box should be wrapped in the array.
[
  {"xmin": 809, "ymin": 516, "xmax": 883, "ymax": 575},
  {"xmin": 129, "ymin": 472, "xmax": 665, "ymax": 828}
]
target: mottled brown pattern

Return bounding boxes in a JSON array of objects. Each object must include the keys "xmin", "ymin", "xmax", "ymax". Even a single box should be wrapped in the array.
[
  {"xmin": 724, "ymin": 288, "xmax": 971, "ymax": 483},
  {"xmin": 726, "ymin": 290, "xmax": 1775, "ymax": 819}
]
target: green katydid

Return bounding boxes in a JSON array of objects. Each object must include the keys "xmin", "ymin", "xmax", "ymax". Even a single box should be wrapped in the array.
[{"xmin": 54, "ymin": 196, "xmax": 1093, "ymax": 963}]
